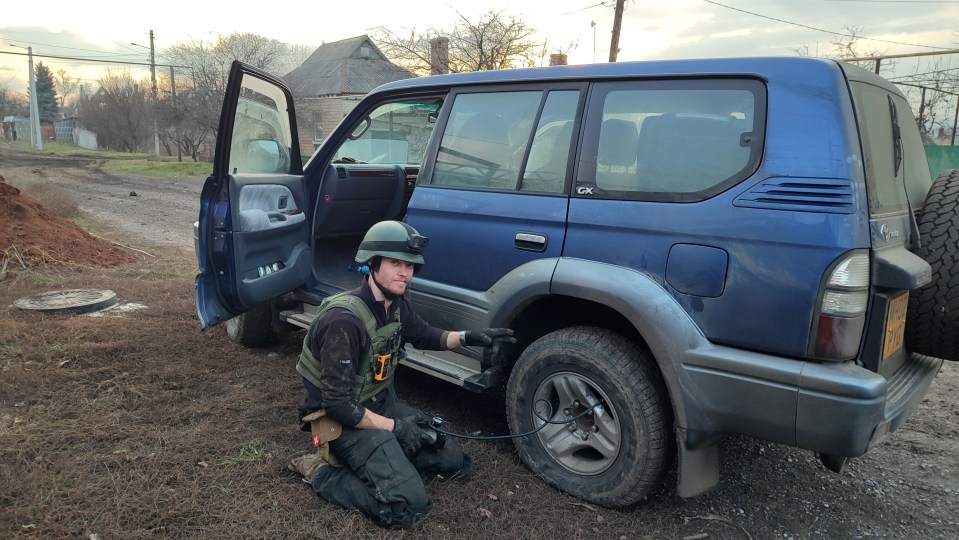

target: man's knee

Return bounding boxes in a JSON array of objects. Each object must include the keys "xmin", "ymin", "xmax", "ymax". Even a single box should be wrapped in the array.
[{"xmin": 359, "ymin": 432, "xmax": 433, "ymax": 528}]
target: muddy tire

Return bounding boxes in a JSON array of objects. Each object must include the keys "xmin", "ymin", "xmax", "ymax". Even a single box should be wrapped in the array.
[
  {"xmin": 907, "ymin": 169, "xmax": 959, "ymax": 361},
  {"xmin": 505, "ymin": 326, "xmax": 672, "ymax": 507},
  {"xmin": 225, "ymin": 302, "xmax": 277, "ymax": 347}
]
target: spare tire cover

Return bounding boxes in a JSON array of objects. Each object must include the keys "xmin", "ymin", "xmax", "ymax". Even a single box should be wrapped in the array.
[{"xmin": 906, "ymin": 169, "xmax": 959, "ymax": 361}]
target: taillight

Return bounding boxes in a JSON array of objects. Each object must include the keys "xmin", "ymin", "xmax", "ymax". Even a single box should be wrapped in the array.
[{"xmin": 812, "ymin": 252, "xmax": 869, "ymax": 360}]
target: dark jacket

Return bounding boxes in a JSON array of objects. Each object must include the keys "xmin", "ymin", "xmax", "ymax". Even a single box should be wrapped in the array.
[{"xmin": 297, "ymin": 277, "xmax": 447, "ymax": 427}]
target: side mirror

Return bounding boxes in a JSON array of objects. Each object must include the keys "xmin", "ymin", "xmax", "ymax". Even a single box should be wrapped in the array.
[{"xmin": 247, "ymin": 139, "xmax": 285, "ymax": 172}]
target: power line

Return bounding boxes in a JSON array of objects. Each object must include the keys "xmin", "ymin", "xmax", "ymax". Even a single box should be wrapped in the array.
[
  {"xmin": 562, "ymin": 1, "xmax": 613, "ymax": 15},
  {"xmin": 0, "ymin": 50, "xmax": 188, "ymax": 70},
  {"xmin": 701, "ymin": 0, "xmax": 956, "ymax": 50},
  {"xmin": 888, "ymin": 65, "xmax": 959, "ymax": 80},
  {"xmin": 0, "ymin": 36, "xmax": 143, "ymax": 59}
]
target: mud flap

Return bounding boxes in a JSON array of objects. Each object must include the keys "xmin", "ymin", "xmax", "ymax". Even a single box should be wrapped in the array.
[{"xmin": 676, "ymin": 427, "xmax": 720, "ymax": 498}]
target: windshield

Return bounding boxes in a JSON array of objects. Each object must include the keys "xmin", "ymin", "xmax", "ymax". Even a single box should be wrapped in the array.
[{"xmin": 333, "ymin": 100, "xmax": 441, "ymax": 166}]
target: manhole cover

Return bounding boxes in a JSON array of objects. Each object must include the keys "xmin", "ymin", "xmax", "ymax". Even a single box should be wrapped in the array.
[{"xmin": 14, "ymin": 289, "xmax": 117, "ymax": 314}]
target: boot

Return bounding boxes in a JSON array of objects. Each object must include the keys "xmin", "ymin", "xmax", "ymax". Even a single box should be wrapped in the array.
[{"xmin": 288, "ymin": 453, "xmax": 328, "ymax": 483}]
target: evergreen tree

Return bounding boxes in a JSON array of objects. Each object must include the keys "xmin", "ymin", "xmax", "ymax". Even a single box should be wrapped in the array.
[{"xmin": 34, "ymin": 62, "xmax": 59, "ymax": 124}]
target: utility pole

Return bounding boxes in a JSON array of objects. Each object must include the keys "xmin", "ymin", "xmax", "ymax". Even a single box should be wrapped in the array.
[
  {"xmin": 609, "ymin": 0, "xmax": 625, "ymax": 63},
  {"xmin": 149, "ymin": 30, "xmax": 159, "ymax": 156},
  {"xmin": 10, "ymin": 44, "xmax": 43, "ymax": 150},
  {"xmin": 132, "ymin": 31, "xmax": 160, "ymax": 155},
  {"xmin": 170, "ymin": 65, "xmax": 181, "ymax": 161},
  {"xmin": 591, "ymin": 21, "xmax": 597, "ymax": 64}
]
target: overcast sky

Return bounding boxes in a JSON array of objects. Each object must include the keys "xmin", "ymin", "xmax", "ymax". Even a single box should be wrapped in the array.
[{"xmin": 2, "ymin": 0, "xmax": 958, "ymax": 94}]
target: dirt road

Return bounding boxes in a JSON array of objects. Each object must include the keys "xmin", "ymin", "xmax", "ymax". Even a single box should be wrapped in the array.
[
  {"xmin": 1, "ymin": 148, "xmax": 957, "ymax": 539},
  {"xmin": 2, "ymin": 148, "xmax": 205, "ymax": 249}
]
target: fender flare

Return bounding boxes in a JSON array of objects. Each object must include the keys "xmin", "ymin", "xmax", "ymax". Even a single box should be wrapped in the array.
[{"xmin": 547, "ymin": 258, "xmax": 708, "ymax": 427}]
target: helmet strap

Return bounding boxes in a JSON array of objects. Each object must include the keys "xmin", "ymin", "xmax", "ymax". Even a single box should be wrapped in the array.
[{"xmin": 369, "ymin": 270, "xmax": 401, "ymax": 301}]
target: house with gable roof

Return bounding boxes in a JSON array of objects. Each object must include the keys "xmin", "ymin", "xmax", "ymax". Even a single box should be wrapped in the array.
[{"xmin": 284, "ymin": 35, "xmax": 414, "ymax": 158}]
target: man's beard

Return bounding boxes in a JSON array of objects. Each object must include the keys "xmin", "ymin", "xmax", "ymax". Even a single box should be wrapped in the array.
[{"xmin": 371, "ymin": 272, "xmax": 403, "ymax": 301}]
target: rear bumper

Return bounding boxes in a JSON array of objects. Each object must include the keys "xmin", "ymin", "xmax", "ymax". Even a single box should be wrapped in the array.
[
  {"xmin": 796, "ymin": 352, "xmax": 942, "ymax": 456},
  {"xmin": 680, "ymin": 349, "xmax": 943, "ymax": 457}
]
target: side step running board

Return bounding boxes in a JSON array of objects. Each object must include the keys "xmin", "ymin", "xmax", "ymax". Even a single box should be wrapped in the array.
[
  {"xmin": 281, "ymin": 310, "xmax": 314, "ymax": 329},
  {"xmin": 403, "ymin": 348, "xmax": 483, "ymax": 390}
]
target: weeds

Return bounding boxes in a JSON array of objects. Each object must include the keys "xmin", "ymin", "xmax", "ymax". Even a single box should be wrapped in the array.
[
  {"xmin": 98, "ymin": 159, "xmax": 211, "ymax": 178},
  {"xmin": 48, "ymin": 342, "xmax": 69, "ymax": 355},
  {"xmin": 219, "ymin": 439, "xmax": 270, "ymax": 467},
  {"xmin": 22, "ymin": 271, "xmax": 64, "ymax": 287}
]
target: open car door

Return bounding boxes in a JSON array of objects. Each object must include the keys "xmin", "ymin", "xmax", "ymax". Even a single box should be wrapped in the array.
[{"xmin": 195, "ymin": 61, "xmax": 310, "ymax": 329}]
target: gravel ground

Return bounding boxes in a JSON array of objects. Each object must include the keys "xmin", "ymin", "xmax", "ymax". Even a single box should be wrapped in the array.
[
  {"xmin": 2, "ymin": 145, "xmax": 957, "ymax": 539},
  {"xmin": 2, "ymin": 149, "xmax": 205, "ymax": 249}
]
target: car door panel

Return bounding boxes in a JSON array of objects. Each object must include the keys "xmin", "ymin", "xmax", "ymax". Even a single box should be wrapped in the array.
[{"xmin": 195, "ymin": 61, "xmax": 307, "ymax": 328}]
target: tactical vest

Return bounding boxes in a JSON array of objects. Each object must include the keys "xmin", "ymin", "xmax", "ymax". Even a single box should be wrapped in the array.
[{"xmin": 296, "ymin": 291, "xmax": 403, "ymax": 403}]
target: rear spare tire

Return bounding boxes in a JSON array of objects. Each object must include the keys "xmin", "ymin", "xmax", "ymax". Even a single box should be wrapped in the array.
[
  {"xmin": 505, "ymin": 326, "xmax": 672, "ymax": 507},
  {"xmin": 906, "ymin": 169, "xmax": 959, "ymax": 360}
]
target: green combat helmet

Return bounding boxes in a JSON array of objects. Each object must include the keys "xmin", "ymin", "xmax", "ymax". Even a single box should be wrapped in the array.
[{"xmin": 355, "ymin": 220, "xmax": 429, "ymax": 270}]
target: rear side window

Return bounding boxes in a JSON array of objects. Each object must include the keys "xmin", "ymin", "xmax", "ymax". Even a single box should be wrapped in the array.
[
  {"xmin": 431, "ymin": 90, "xmax": 580, "ymax": 193},
  {"xmin": 576, "ymin": 79, "xmax": 766, "ymax": 202}
]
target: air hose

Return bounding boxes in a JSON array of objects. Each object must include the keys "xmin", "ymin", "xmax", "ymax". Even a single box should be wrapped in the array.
[{"xmin": 425, "ymin": 399, "xmax": 603, "ymax": 442}]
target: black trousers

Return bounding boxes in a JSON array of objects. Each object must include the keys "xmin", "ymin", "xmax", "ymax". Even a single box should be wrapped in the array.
[{"xmin": 311, "ymin": 390, "xmax": 470, "ymax": 529}]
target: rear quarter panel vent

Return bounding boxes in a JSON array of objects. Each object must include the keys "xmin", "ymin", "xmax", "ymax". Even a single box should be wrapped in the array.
[{"xmin": 734, "ymin": 177, "xmax": 854, "ymax": 214}]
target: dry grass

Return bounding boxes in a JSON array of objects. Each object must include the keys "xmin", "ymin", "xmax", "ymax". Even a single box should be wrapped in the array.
[
  {"xmin": 1, "ymin": 248, "xmax": 957, "ymax": 539},
  {"xmin": 0, "ymin": 251, "xmax": 678, "ymax": 539}
]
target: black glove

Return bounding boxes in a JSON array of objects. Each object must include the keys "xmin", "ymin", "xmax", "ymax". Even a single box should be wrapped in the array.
[
  {"xmin": 392, "ymin": 418, "xmax": 428, "ymax": 455},
  {"xmin": 415, "ymin": 417, "xmax": 444, "ymax": 449},
  {"xmin": 462, "ymin": 328, "xmax": 516, "ymax": 347}
]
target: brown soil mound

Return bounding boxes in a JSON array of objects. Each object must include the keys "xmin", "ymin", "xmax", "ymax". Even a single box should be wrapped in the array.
[{"xmin": 0, "ymin": 176, "xmax": 137, "ymax": 267}]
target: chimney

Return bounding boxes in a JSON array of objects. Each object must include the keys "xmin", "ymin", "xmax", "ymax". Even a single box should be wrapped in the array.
[
  {"xmin": 549, "ymin": 53, "xmax": 568, "ymax": 66},
  {"xmin": 429, "ymin": 37, "xmax": 450, "ymax": 75}
]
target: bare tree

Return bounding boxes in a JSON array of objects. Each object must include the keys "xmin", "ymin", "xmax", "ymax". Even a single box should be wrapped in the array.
[
  {"xmin": 374, "ymin": 10, "xmax": 546, "ymax": 76},
  {"xmin": 792, "ymin": 26, "xmax": 890, "ymax": 71},
  {"xmin": 79, "ymin": 70, "xmax": 153, "ymax": 152},
  {"xmin": 54, "ymin": 69, "xmax": 80, "ymax": 116},
  {"xmin": 896, "ymin": 58, "xmax": 959, "ymax": 140},
  {"xmin": 164, "ymin": 33, "xmax": 317, "ymax": 142},
  {"xmin": 829, "ymin": 26, "xmax": 890, "ymax": 71},
  {"xmin": 154, "ymin": 71, "xmax": 212, "ymax": 162},
  {"xmin": 1, "ymin": 84, "xmax": 29, "ymax": 119},
  {"xmin": 273, "ymin": 43, "xmax": 317, "ymax": 77}
]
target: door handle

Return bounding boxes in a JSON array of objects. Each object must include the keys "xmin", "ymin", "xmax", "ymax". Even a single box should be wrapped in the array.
[{"xmin": 515, "ymin": 232, "xmax": 547, "ymax": 252}]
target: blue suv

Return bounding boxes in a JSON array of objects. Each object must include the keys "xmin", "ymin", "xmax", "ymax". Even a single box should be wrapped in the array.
[{"xmin": 195, "ymin": 57, "xmax": 955, "ymax": 506}]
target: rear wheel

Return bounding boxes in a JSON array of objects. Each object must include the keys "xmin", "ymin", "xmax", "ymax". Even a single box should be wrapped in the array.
[
  {"xmin": 505, "ymin": 326, "xmax": 672, "ymax": 507},
  {"xmin": 225, "ymin": 302, "xmax": 277, "ymax": 347},
  {"xmin": 907, "ymin": 169, "xmax": 959, "ymax": 361}
]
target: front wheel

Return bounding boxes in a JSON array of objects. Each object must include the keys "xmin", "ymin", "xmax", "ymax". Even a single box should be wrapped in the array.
[
  {"xmin": 225, "ymin": 302, "xmax": 277, "ymax": 347},
  {"xmin": 505, "ymin": 327, "xmax": 672, "ymax": 507}
]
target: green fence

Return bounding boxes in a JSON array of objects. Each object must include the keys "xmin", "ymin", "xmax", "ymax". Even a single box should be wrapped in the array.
[{"xmin": 925, "ymin": 145, "xmax": 959, "ymax": 180}]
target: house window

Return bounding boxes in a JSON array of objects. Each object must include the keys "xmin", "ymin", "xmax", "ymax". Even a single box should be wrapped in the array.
[{"xmin": 313, "ymin": 110, "xmax": 323, "ymax": 141}]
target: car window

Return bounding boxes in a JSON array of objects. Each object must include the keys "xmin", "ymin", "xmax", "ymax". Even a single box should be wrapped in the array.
[
  {"xmin": 520, "ymin": 91, "xmax": 579, "ymax": 194},
  {"xmin": 577, "ymin": 79, "xmax": 765, "ymax": 202},
  {"xmin": 849, "ymin": 81, "xmax": 931, "ymax": 216},
  {"xmin": 333, "ymin": 100, "xmax": 441, "ymax": 166},
  {"xmin": 228, "ymin": 74, "xmax": 294, "ymax": 174},
  {"xmin": 432, "ymin": 91, "xmax": 543, "ymax": 191}
]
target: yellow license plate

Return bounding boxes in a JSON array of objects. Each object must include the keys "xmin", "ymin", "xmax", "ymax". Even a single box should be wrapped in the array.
[{"xmin": 882, "ymin": 293, "xmax": 909, "ymax": 360}]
